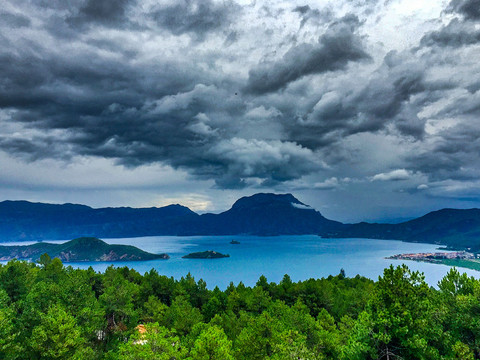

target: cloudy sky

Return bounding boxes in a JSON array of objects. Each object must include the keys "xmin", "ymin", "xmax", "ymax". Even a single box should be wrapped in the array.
[{"xmin": 1, "ymin": 0, "xmax": 480, "ymax": 222}]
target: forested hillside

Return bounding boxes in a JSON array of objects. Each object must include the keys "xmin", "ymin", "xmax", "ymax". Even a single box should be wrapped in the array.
[
  {"xmin": 0, "ymin": 258, "xmax": 479, "ymax": 359},
  {"xmin": 323, "ymin": 208, "xmax": 480, "ymax": 251},
  {"xmin": 0, "ymin": 237, "xmax": 169, "ymax": 262}
]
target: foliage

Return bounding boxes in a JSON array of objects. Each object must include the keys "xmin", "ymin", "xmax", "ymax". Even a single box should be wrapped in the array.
[
  {"xmin": 1, "ymin": 258, "xmax": 479, "ymax": 359},
  {"xmin": 189, "ymin": 325, "xmax": 234, "ymax": 360},
  {"xmin": 115, "ymin": 323, "xmax": 186, "ymax": 360}
]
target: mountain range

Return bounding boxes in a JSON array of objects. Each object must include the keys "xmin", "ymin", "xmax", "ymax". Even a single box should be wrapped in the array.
[
  {"xmin": 0, "ymin": 193, "xmax": 341, "ymax": 241},
  {"xmin": 1, "ymin": 193, "xmax": 480, "ymax": 251},
  {"xmin": 323, "ymin": 208, "xmax": 480, "ymax": 251}
]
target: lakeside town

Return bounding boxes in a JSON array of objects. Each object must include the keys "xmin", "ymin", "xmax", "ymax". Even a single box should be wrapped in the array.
[{"xmin": 387, "ymin": 251, "xmax": 479, "ymax": 261}]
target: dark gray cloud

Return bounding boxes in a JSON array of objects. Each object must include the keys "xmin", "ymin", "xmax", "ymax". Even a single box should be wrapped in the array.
[
  {"xmin": 356, "ymin": 59, "xmax": 426, "ymax": 122},
  {"xmin": 244, "ymin": 15, "xmax": 371, "ymax": 94},
  {"xmin": 293, "ymin": 5, "xmax": 332, "ymax": 28},
  {"xmin": 285, "ymin": 50, "xmax": 429, "ymax": 150},
  {"xmin": 0, "ymin": 135, "xmax": 73, "ymax": 162},
  {"xmin": 408, "ymin": 126, "xmax": 480, "ymax": 181},
  {"xmin": 447, "ymin": 0, "xmax": 480, "ymax": 20},
  {"xmin": 0, "ymin": 4, "xmax": 248, "ymax": 184},
  {"xmin": 0, "ymin": 12, "xmax": 31, "ymax": 28},
  {"xmin": 420, "ymin": 19, "xmax": 480, "ymax": 48},
  {"xmin": 0, "ymin": 2, "xmax": 381, "ymax": 191},
  {"xmin": 403, "ymin": 73, "xmax": 480, "ymax": 182},
  {"xmin": 151, "ymin": 0, "xmax": 239, "ymax": 40},
  {"xmin": 224, "ymin": 31, "xmax": 238, "ymax": 46},
  {"xmin": 16, "ymin": 0, "xmax": 134, "ymax": 34},
  {"xmin": 0, "ymin": 33, "xmax": 205, "ymax": 116},
  {"xmin": 62, "ymin": 0, "xmax": 136, "ymax": 28},
  {"xmin": 403, "ymin": 16, "xmax": 480, "ymax": 185},
  {"xmin": 0, "ymin": 42, "xmax": 321, "ymax": 188},
  {"xmin": 29, "ymin": 0, "xmax": 83, "ymax": 10},
  {"xmin": 1, "ymin": 0, "xmax": 480, "ymax": 206},
  {"xmin": 293, "ymin": 5, "xmax": 311, "ymax": 15},
  {"xmin": 80, "ymin": 0, "xmax": 131, "ymax": 24},
  {"xmin": 394, "ymin": 107, "xmax": 426, "ymax": 139}
]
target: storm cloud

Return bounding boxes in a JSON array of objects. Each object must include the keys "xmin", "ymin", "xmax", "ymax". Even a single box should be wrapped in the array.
[
  {"xmin": 245, "ymin": 15, "xmax": 371, "ymax": 94},
  {"xmin": 420, "ymin": 19, "xmax": 480, "ymax": 48},
  {"xmin": 151, "ymin": 0, "xmax": 239, "ymax": 39},
  {"xmin": 71, "ymin": 0, "xmax": 133, "ymax": 26},
  {"xmin": 447, "ymin": 0, "xmax": 480, "ymax": 20},
  {"xmin": 0, "ymin": 11, "xmax": 31, "ymax": 28},
  {"xmin": 1, "ymin": 0, "xmax": 480, "ymax": 220}
]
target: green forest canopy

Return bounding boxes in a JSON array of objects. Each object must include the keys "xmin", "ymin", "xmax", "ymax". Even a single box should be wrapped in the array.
[{"xmin": 0, "ymin": 254, "xmax": 479, "ymax": 359}]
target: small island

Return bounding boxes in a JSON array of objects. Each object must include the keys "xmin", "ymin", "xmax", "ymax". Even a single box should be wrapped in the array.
[
  {"xmin": 182, "ymin": 250, "xmax": 230, "ymax": 259},
  {"xmin": 0, "ymin": 237, "xmax": 169, "ymax": 262},
  {"xmin": 230, "ymin": 240, "xmax": 240, "ymax": 244}
]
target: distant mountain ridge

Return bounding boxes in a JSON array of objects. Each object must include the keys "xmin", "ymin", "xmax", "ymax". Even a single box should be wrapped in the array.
[
  {"xmin": 0, "ymin": 200, "xmax": 198, "ymax": 241},
  {"xmin": 322, "ymin": 208, "xmax": 480, "ymax": 251},
  {"xmin": 193, "ymin": 193, "xmax": 342, "ymax": 236},
  {"xmin": 0, "ymin": 193, "xmax": 341, "ymax": 241},
  {"xmin": 1, "ymin": 194, "xmax": 480, "ymax": 251}
]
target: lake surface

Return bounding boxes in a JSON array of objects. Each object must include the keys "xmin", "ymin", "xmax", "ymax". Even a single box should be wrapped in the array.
[{"xmin": 2, "ymin": 235, "xmax": 479, "ymax": 288}]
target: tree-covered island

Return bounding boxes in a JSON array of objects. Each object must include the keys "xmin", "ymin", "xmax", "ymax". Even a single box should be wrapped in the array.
[
  {"xmin": 182, "ymin": 250, "xmax": 230, "ymax": 259},
  {"xmin": 0, "ymin": 237, "xmax": 169, "ymax": 262}
]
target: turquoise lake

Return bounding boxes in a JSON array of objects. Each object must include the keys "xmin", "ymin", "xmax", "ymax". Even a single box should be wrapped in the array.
[{"xmin": 2, "ymin": 235, "xmax": 479, "ymax": 288}]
